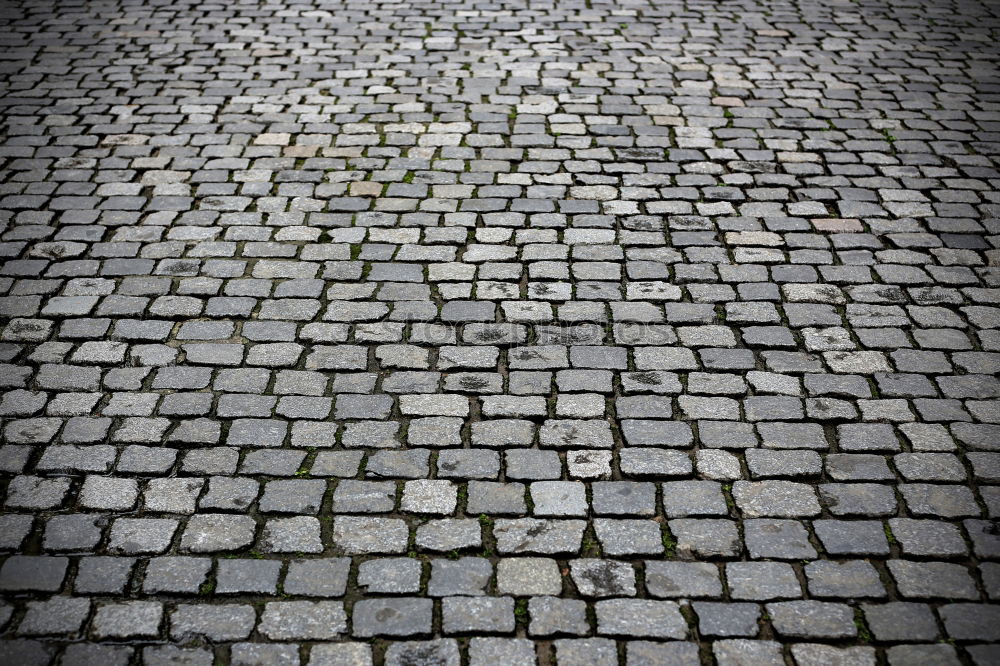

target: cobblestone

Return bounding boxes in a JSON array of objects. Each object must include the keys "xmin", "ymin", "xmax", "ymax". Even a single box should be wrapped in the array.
[{"xmin": 0, "ymin": 0, "xmax": 998, "ymax": 660}]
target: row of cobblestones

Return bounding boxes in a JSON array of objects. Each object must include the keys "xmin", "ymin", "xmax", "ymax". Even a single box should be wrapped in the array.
[{"xmin": 1, "ymin": 0, "xmax": 1000, "ymax": 663}]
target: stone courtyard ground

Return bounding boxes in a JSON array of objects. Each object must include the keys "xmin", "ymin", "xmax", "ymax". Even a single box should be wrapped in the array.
[{"xmin": 1, "ymin": 0, "xmax": 1000, "ymax": 663}]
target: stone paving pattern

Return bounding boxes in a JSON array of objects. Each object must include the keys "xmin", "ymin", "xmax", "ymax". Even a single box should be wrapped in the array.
[{"xmin": 1, "ymin": 0, "xmax": 999, "ymax": 663}]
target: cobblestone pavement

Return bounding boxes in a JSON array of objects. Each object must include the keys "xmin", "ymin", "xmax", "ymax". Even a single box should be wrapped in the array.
[{"xmin": 1, "ymin": 0, "xmax": 999, "ymax": 663}]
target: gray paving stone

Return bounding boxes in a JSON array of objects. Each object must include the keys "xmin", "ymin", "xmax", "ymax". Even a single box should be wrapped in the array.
[
  {"xmin": 468, "ymin": 638, "xmax": 535, "ymax": 666},
  {"xmin": 357, "ymin": 557, "xmax": 423, "ymax": 594},
  {"xmin": 531, "ymin": 481, "xmax": 588, "ymax": 517},
  {"xmin": 353, "ymin": 598, "xmax": 433, "ymax": 637},
  {"xmin": 0, "ymin": 1, "xmax": 996, "ymax": 659},
  {"xmin": 625, "ymin": 641, "xmax": 700, "ymax": 666},
  {"xmin": 494, "ymin": 519, "xmax": 586, "ymax": 555},
  {"xmin": 645, "ymin": 561, "xmax": 723, "ymax": 599},
  {"xmin": 259, "ymin": 601, "xmax": 347, "ymax": 640},
  {"xmin": 693, "ymin": 602, "xmax": 761, "ymax": 638},
  {"xmin": 886, "ymin": 645, "xmax": 961, "ymax": 666},
  {"xmin": 789, "ymin": 645, "xmax": 875, "ymax": 666},
  {"xmin": 819, "ymin": 483, "xmax": 898, "ymax": 517},
  {"xmin": 0, "ymin": 556, "xmax": 67, "ymax": 592},
  {"xmin": 727, "ymin": 562, "xmax": 801, "ymax": 601},
  {"xmin": 332, "ymin": 516, "xmax": 409, "ymax": 554},
  {"xmin": 308, "ymin": 643, "xmax": 373, "ymax": 666},
  {"xmin": 261, "ymin": 516, "xmax": 322, "ymax": 553},
  {"xmin": 142, "ymin": 646, "xmax": 214, "ymax": 666},
  {"xmin": 744, "ymin": 519, "xmax": 817, "ymax": 559},
  {"xmin": 506, "ymin": 450, "xmax": 561, "ymax": 480},
  {"xmin": 442, "ymin": 596, "xmax": 515, "ymax": 634},
  {"xmin": 571, "ymin": 559, "xmax": 636, "ymax": 598},
  {"xmin": 5, "ymin": 476, "xmax": 71, "ymax": 510},
  {"xmin": 180, "ymin": 514, "xmax": 256, "ymax": 553},
  {"xmin": 732, "ymin": 480, "xmax": 821, "ymax": 518},
  {"xmin": 170, "ymin": 604, "xmax": 256, "ymax": 642},
  {"xmin": 428, "ymin": 558, "xmax": 492, "ymax": 597},
  {"xmin": 216, "ymin": 559, "xmax": 282, "ymax": 595},
  {"xmin": 17, "ymin": 597, "xmax": 90, "ymax": 637},
  {"xmin": 284, "ymin": 558, "xmax": 351, "ymax": 597},
  {"xmin": 497, "ymin": 557, "xmax": 563, "ymax": 596},
  {"xmin": 594, "ymin": 518, "xmax": 664, "ymax": 556},
  {"xmin": 528, "ymin": 596, "xmax": 589, "ymax": 636},
  {"xmin": 384, "ymin": 639, "xmax": 459, "ymax": 666},
  {"xmin": 42, "ymin": 514, "xmax": 101, "ymax": 552},
  {"xmin": 143, "ymin": 556, "xmax": 211, "ymax": 594},
  {"xmin": 596, "ymin": 599, "xmax": 687, "ymax": 639},
  {"xmin": 966, "ymin": 645, "xmax": 1000, "ymax": 666},
  {"xmin": 862, "ymin": 602, "xmax": 940, "ymax": 642},
  {"xmin": 713, "ymin": 640, "xmax": 784, "ymax": 666},
  {"xmin": 60, "ymin": 644, "xmax": 133, "ymax": 666},
  {"xmin": 966, "ymin": 519, "xmax": 1000, "ymax": 559},
  {"xmin": 555, "ymin": 638, "xmax": 618, "ymax": 666},
  {"xmin": 766, "ymin": 600, "xmax": 856, "ymax": 639},
  {"xmin": 591, "ymin": 481, "xmax": 657, "ymax": 516},
  {"xmin": 804, "ymin": 560, "xmax": 886, "ymax": 599},
  {"xmin": 75, "ymin": 556, "xmax": 134, "ymax": 594},
  {"xmin": 889, "ymin": 518, "xmax": 968, "ymax": 557},
  {"xmin": 0, "ymin": 640, "xmax": 54, "ymax": 666},
  {"xmin": 332, "ymin": 480, "xmax": 396, "ymax": 513},
  {"xmin": 940, "ymin": 604, "xmax": 1000, "ymax": 642},
  {"xmin": 888, "ymin": 560, "xmax": 979, "ymax": 600},
  {"xmin": 669, "ymin": 518, "xmax": 741, "ymax": 558},
  {"xmin": 92, "ymin": 601, "xmax": 163, "ymax": 639}
]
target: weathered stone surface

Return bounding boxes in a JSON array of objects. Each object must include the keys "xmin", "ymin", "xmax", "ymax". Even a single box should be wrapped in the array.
[{"xmin": 0, "ymin": 0, "xmax": 994, "ymax": 658}]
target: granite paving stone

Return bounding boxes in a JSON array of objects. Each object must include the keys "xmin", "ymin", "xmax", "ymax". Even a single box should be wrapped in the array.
[{"xmin": 0, "ymin": 0, "xmax": 998, "ymax": 660}]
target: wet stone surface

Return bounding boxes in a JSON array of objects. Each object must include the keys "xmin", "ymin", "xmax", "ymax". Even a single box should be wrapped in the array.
[{"xmin": 0, "ymin": 0, "xmax": 999, "ymax": 662}]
